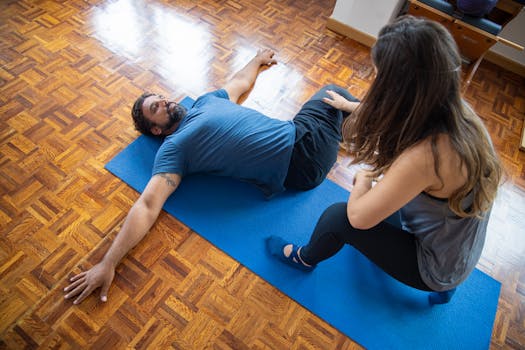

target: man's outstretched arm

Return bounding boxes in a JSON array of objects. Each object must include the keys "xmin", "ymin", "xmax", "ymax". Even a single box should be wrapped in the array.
[
  {"xmin": 223, "ymin": 48, "xmax": 277, "ymax": 103},
  {"xmin": 64, "ymin": 173, "xmax": 181, "ymax": 304}
]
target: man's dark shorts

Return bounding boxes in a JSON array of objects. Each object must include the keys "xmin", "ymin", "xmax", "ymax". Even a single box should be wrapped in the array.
[{"xmin": 284, "ymin": 84, "xmax": 359, "ymax": 190}]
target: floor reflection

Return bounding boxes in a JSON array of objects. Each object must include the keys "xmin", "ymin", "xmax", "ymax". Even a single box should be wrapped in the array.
[
  {"xmin": 150, "ymin": 6, "xmax": 211, "ymax": 93},
  {"xmin": 89, "ymin": 0, "xmax": 307, "ymax": 106},
  {"xmin": 91, "ymin": 0, "xmax": 143, "ymax": 57},
  {"xmin": 91, "ymin": 0, "xmax": 212, "ymax": 93}
]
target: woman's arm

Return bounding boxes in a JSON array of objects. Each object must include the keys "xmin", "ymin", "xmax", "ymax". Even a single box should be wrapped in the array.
[{"xmin": 347, "ymin": 142, "xmax": 436, "ymax": 229}]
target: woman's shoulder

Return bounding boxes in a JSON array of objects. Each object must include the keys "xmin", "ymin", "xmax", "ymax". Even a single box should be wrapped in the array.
[
  {"xmin": 404, "ymin": 133, "xmax": 455, "ymax": 157},
  {"xmin": 396, "ymin": 134, "xmax": 448, "ymax": 165},
  {"xmin": 413, "ymin": 133, "xmax": 467, "ymax": 197},
  {"xmin": 388, "ymin": 137, "xmax": 440, "ymax": 185}
]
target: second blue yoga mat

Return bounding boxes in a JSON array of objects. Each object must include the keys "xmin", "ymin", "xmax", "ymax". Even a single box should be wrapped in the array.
[{"xmin": 105, "ymin": 97, "xmax": 500, "ymax": 349}]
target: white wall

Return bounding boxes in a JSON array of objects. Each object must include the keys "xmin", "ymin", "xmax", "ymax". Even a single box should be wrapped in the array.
[
  {"xmin": 490, "ymin": 9, "xmax": 525, "ymax": 66},
  {"xmin": 331, "ymin": 0, "xmax": 406, "ymax": 37}
]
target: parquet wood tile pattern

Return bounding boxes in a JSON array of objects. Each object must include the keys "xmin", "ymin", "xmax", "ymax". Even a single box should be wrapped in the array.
[{"xmin": 0, "ymin": 0, "xmax": 524, "ymax": 349}]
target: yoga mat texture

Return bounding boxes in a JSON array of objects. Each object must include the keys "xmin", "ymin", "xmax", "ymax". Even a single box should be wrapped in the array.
[{"xmin": 105, "ymin": 97, "xmax": 500, "ymax": 349}]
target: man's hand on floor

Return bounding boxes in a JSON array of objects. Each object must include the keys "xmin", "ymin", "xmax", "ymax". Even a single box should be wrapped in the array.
[
  {"xmin": 255, "ymin": 48, "xmax": 277, "ymax": 66},
  {"xmin": 64, "ymin": 261, "xmax": 115, "ymax": 305}
]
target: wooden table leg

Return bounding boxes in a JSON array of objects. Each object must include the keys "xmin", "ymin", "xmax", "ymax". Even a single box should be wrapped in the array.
[{"xmin": 521, "ymin": 120, "xmax": 525, "ymax": 151}]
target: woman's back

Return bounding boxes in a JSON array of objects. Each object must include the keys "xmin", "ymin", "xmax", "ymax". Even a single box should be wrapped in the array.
[
  {"xmin": 400, "ymin": 189, "xmax": 490, "ymax": 291},
  {"xmin": 402, "ymin": 133, "xmax": 467, "ymax": 200}
]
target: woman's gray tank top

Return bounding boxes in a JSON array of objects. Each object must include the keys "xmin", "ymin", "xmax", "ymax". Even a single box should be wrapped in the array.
[{"xmin": 400, "ymin": 191, "xmax": 490, "ymax": 291}]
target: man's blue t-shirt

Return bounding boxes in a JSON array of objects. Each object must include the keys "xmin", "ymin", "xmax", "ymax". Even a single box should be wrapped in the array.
[{"xmin": 152, "ymin": 89, "xmax": 296, "ymax": 197}]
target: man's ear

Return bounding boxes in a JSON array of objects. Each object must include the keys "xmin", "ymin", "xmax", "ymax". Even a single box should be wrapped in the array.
[{"xmin": 151, "ymin": 126, "xmax": 163, "ymax": 136}]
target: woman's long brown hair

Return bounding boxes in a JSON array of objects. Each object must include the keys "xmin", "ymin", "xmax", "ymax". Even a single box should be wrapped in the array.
[{"xmin": 344, "ymin": 15, "xmax": 502, "ymax": 217}]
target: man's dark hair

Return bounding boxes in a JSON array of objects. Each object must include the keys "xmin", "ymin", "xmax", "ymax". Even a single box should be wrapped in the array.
[{"xmin": 131, "ymin": 92, "xmax": 155, "ymax": 135}]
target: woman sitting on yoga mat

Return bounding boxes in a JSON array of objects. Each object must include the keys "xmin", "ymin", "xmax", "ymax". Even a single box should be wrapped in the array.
[{"xmin": 267, "ymin": 15, "xmax": 502, "ymax": 303}]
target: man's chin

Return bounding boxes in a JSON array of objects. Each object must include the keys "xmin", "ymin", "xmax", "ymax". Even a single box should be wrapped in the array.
[{"xmin": 162, "ymin": 116, "xmax": 183, "ymax": 135}]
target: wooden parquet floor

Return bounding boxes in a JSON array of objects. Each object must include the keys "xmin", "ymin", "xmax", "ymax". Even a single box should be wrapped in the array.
[{"xmin": 1, "ymin": 0, "xmax": 524, "ymax": 349}]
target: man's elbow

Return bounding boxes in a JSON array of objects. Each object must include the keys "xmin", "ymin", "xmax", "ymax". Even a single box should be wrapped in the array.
[
  {"xmin": 136, "ymin": 194, "xmax": 161, "ymax": 218},
  {"xmin": 236, "ymin": 80, "xmax": 252, "ymax": 94}
]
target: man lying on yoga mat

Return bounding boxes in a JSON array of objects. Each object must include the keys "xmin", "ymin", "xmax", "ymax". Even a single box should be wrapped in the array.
[
  {"xmin": 63, "ymin": 48, "xmax": 359, "ymax": 304},
  {"xmin": 267, "ymin": 16, "xmax": 502, "ymax": 304}
]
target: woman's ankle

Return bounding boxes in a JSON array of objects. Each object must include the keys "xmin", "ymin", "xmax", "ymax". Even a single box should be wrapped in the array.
[{"xmin": 297, "ymin": 247, "xmax": 312, "ymax": 267}]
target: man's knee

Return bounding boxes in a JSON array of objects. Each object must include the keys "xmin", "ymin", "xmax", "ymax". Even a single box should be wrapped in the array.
[
  {"xmin": 311, "ymin": 84, "xmax": 359, "ymax": 105},
  {"xmin": 320, "ymin": 84, "xmax": 359, "ymax": 102},
  {"xmin": 308, "ymin": 84, "xmax": 341, "ymax": 102},
  {"xmin": 321, "ymin": 84, "xmax": 343, "ymax": 93}
]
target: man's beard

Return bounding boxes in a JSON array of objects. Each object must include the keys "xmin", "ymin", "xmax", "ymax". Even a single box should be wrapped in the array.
[{"xmin": 163, "ymin": 102, "xmax": 186, "ymax": 132}]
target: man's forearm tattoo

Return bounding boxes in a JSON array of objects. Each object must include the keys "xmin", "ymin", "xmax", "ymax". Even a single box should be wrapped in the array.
[{"xmin": 158, "ymin": 173, "xmax": 177, "ymax": 188}]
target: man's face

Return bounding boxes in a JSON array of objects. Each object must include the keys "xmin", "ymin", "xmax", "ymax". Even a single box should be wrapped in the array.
[{"xmin": 141, "ymin": 94, "xmax": 186, "ymax": 135}]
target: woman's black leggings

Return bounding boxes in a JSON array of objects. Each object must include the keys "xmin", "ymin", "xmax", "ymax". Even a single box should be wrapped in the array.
[{"xmin": 300, "ymin": 202, "xmax": 433, "ymax": 291}]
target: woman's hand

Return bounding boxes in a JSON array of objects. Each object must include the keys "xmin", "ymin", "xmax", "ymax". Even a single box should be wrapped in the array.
[
  {"xmin": 323, "ymin": 90, "xmax": 360, "ymax": 112},
  {"xmin": 353, "ymin": 169, "xmax": 375, "ymax": 187}
]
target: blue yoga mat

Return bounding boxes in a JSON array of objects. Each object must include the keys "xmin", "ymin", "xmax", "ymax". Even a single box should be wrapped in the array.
[{"xmin": 105, "ymin": 97, "xmax": 500, "ymax": 349}]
